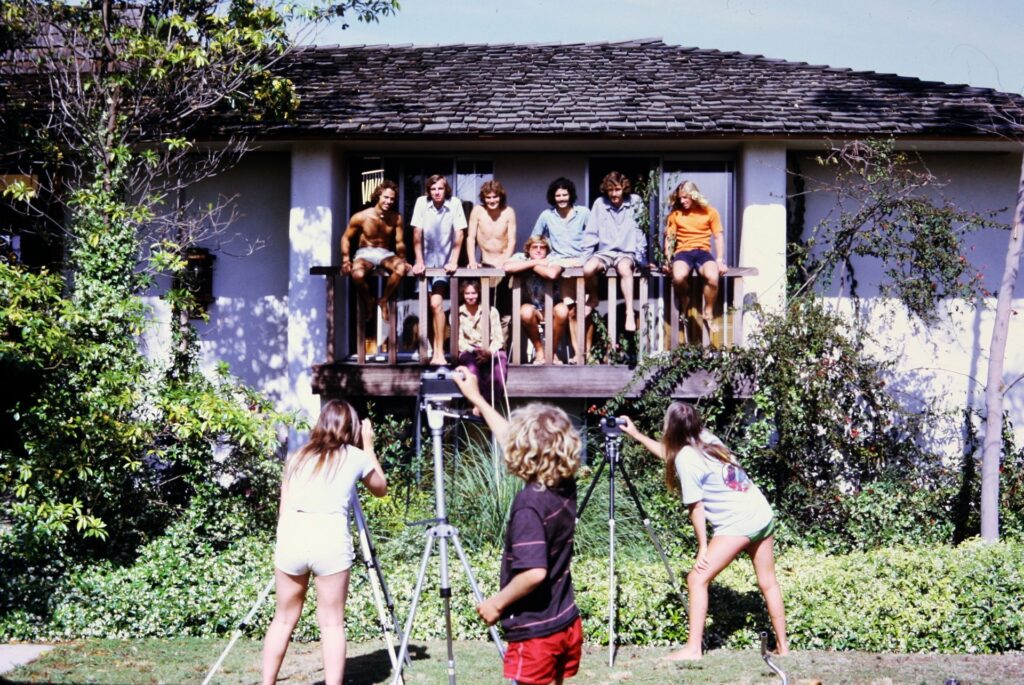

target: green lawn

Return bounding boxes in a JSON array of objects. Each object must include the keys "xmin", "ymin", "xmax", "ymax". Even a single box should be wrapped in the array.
[{"xmin": 3, "ymin": 639, "xmax": 1024, "ymax": 685}]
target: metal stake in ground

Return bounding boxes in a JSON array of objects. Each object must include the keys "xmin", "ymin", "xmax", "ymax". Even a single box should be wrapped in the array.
[
  {"xmin": 200, "ymin": 496, "xmax": 404, "ymax": 685},
  {"xmin": 388, "ymin": 377, "xmax": 507, "ymax": 685},
  {"xmin": 576, "ymin": 416, "xmax": 686, "ymax": 667}
]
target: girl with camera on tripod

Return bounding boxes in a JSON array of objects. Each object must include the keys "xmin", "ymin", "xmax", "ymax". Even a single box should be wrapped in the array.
[
  {"xmin": 620, "ymin": 403, "xmax": 789, "ymax": 661},
  {"xmin": 262, "ymin": 400, "xmax": 387, "ymax": 685}
]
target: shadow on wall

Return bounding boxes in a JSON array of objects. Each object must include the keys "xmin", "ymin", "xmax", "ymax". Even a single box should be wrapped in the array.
[{"xmin": 196, "ymin": 295, "xmax": 290, "ymax": 406}]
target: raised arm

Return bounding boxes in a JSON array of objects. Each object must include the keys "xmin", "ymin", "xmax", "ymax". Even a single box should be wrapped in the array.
[
  {"xmin": 359, "ymin": 418, "xmax": 388, "ymax": 497},
  {"xmin": 620, "ymin": 415, "xmax": 664, "ymax": 460},
  {"xmin": 453, "ymin": 366, "xmax": 509, "ymax": 441}
]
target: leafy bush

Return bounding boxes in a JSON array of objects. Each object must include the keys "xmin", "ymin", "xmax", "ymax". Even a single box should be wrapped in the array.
[{"xmin": 5, "ymin": 516, "xmax": 1022, "ymax": 656}]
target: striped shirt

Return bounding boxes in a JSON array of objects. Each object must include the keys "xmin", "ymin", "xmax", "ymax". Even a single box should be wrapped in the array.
[{"xmin": 499, "ymin": 479, "xmax": 579, "ymax": 641}]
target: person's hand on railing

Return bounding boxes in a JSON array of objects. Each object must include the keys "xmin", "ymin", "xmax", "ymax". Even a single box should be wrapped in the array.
[
  {"xmin": 468, "ymin": 260, "xmax": 480, "ymax": 269},
  {"xmin": 444, "ymin": 260, "xmax": 458, "ymax": 274},
  {"xmin": 661, "ymin": 262, "xmax": 672, "ymax": 275},
  {"xmin": 411, "ymin": 260, "xmax": 425, "ymax": 276},
  {"xmin": 341, "ymin": 259, "xmax": 353, "ymax": 276},
  {"xmin": 717, "ymin": 258, "xmax": 729, "ymax": 275}
]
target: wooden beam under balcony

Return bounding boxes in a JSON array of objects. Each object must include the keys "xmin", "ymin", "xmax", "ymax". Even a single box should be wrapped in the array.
[{"xmin": 312, "ymin": 362, "xmax": 732, "ymax": 399}]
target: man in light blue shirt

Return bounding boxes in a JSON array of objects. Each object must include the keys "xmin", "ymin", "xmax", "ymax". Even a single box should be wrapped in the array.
[
  {"xmin": 531, "ymin": 177, "xmax": 590, "ymax": 265},
  {"xmin": 412, "ymin": 174, "xmax": 468, "ymax": 365},
  {"xmin": 581, "ymin": 171, "xmax": 647, "ymax": 333}
]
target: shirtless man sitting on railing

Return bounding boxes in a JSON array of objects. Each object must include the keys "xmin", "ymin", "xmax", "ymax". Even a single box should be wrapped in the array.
[{"xmin": 340, "ymin": 179, "xmax": 409, "ymax": 322}]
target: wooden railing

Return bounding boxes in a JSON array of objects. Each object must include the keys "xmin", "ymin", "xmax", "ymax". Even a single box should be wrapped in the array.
[{"xmin": 309, "ymin": 265, "xmax": 758, "ymax": 366}]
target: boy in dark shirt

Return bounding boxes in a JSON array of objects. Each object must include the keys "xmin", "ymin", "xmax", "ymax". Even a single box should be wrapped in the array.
[{"xmin": 452, "ymin": 367, "xmax": 583, "ymax": 685}]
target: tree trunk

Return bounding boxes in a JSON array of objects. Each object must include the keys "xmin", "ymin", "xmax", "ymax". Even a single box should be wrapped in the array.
[{"xmin": 982, "ymin": 153, "xmax": 1024, "ymax": 541}]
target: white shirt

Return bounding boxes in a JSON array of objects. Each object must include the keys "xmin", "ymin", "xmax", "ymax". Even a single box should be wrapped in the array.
[
  {"xmin": 283, "ymin": 445, "xmax": 375, "ymax": 517},
  {"xmin": 675, "ymin": 431, "xmax": 773, "ymax": 536},
  {"xmin": 411, "ymin": 195, "xmax": 468, "ymax": 266}
]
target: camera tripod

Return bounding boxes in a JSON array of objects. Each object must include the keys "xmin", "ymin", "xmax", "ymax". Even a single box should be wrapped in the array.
[
  {"xmin": 577, "ymin": 420, "xmax": 685, "ymax": 667},
  {"xmin": 389, "ymin": 395, "xmax": 506, "ymax": 685},
  {"xmin": 200, "ymin": 495, "xmax": 405, "ymax": 685}
]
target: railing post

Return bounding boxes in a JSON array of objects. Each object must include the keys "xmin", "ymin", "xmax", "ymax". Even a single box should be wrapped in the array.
[
  {"xmin": 543, "ymin": 279, "xmax": 554, "ymax": 365},
  {"xmin": 511, "ymin": 275, "xmax": 522, "ymax": 365}
]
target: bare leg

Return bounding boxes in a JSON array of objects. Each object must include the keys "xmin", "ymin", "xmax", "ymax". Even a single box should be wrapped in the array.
[
  {"xmin": 671, "ymin": 260, "xmax": 692, "ymax": 317},
  {"xmin": 617, "ymin": 258, "xmax": 637, "ymax": 332},
  {"xmin": 429, "ymin": 290, "xmax": 447, "ymax": 365},
  {"xmin": 552, "ymin": 302, "xmax": 569, "ymax": 361},
  {"xmin": 350, "ymin": 260, "xmax": 376, "ymax": 322},
  {"xmin": 747, "ymin": 536, "xmax": 789, "ymax": 655},
  {"xmin": 262, "ymin": 569, "xmax": 310, "ymax": 685},
  {"xmin": 378, "ymin": 257, "xmax": 409, "ymax": 322},
  {"xmin": 521, "ymin": 304, "xmax": 545, "ymax": 364},
  {"xmin": 699, "ymin": 261, "xmax": 721, "ymax": 323},
  {"xmin": 582, "ymin": 256, "xmax": 603, "ymax": 318},
  {"xmin": 315, "ymin": 570, "xmax": 351, "ymax": 685},
  {"xmin": 667, "ymin": 535, "xmax": 750, "ymax": 661}
]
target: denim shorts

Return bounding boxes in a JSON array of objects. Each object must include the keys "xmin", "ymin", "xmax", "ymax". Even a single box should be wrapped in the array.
[{"xmin": 673, "ymin": 249, "xmax": 714, "ymax": 271}]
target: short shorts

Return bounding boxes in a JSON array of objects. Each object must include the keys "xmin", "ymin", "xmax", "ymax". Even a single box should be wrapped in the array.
[
  {"xmin": 589, "ymin": 252, "xmax": 635, "ymax": 270},
  {"xmin": 746, "ymin": 517, "xmax": 777, "ymax": 543},
  {"xmin": 503, "ymin": 616, "xmax": 583, "ymax": 685},
  {"xmin": 354, "ymin": 246, "xmax": 397, "ymax": 268},
  {"xmin": 274, "ymin": 511, "xmax": 355, "ymax": 577},
  {"xmin": 673, "ymin": 249, "xmax": 715, "ymax": 271}
]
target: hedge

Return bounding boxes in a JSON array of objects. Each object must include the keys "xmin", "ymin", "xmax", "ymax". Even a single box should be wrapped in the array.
[{"xmin": 2, "ymin": 533, "xmax": 1022, "ymax": 654}]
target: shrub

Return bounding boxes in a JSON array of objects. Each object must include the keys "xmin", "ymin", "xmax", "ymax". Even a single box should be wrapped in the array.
[{"xmin": 5, "ymin": 522, "xmax": 1022, "ymax": 655}]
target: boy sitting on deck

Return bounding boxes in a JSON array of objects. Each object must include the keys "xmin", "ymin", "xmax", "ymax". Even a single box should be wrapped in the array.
[{"xmin": 504, "ymin": 236, "xmax": 571, "ymax": 364}]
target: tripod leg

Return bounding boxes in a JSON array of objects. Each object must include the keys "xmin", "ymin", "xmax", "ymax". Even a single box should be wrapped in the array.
[
  {"xmin": 390, "ymin": 531, "xmax": 438, "ymax": 685},
  {"xmin": 201, "ymin": 575, "xmax": 275, "ymax": 685},
  {"xmin": 616, "ymin": 460, "xmax": 686, "ymax": 604},
  {"xmin": 449, "ymin": 531, "xmax": 506, "ymax": 658},
  {"xmin": 438, "ymin": 532, "xmax": 457, "ymax": 685},
  {"xmin": 607, "ymin": 454, "xmax": 616, "ymax": 668},
  {"xmin": 352, "ymin": 498, "xmax": 408, "ymax": 677},
  {"xmin": 575, "ymin": 453, "xmax": 607, "ymax": 521}
]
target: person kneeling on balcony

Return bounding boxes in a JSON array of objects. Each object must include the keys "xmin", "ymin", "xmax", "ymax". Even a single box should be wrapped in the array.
[
  {"xmin": 581, "ymin": 171, "xmax": 647, "ymax": 334},
  {"xmin": 504, "ymin": 236, "xmax": 570, "ymax": 365},
  {"xmin": 411, "ymin": 174, "xmax": 468, "ymax": 366},
  {"xmin": 456, "ymin": 279, "xmax": 508, "ymax": 413},
  {"xmin": 664, "ymin": 180, "xmax": 727, "ymax": 337},
  {"xmin": 340, "ymin": 180, "xmax": 409, "ymax": 323}
]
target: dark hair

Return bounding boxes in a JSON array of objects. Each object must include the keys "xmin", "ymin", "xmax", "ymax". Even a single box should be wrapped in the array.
[
  {"xmin": 459, "ymin": 278, "xmax": 481, "ymax": 295},
  {"xmin": 370, "ymin": 179, "xmax": 398, "ymax": 206},
  {"xmin": 660, "ymin": 402, "xmax": 735, "ymax": 492},
  {"xmin": 425, "ymin": 174, "xmax": 453, "ymax": 200},
  {"xmin": 479, "ymin": 180, "xmax": 507, "ymax": 208},
  {"xmin": 600, "ymin": 171, "xmax": 632, "ymax": 197},
  {"xmin": 546, "ymin": 177, "xmax": 577, "ymax": 206}
]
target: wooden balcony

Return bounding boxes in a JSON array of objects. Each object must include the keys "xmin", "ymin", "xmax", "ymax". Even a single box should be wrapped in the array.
[{"xmin": 309, "ymin": 265, "xmax": 757, "ymax": 399}]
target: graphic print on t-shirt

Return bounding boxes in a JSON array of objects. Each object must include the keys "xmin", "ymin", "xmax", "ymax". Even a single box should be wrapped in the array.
[{"xmin": 721, "ymin": 463, "xmax": 752, "ymax": 492}]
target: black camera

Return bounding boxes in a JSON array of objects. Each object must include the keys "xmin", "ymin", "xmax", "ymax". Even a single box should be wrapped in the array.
[
  {"xmin": 601, "ymin": 415, "xmax": 626, "ymax": 436},
  {"xmin": 420, "ymin": 367, "xmax": 461, "ymax": 400}
]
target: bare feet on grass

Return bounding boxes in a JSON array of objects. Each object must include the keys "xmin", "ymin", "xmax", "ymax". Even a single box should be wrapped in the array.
[{"xmin": 664, "ymin": 645, "xmax": 702, "ymax": 661}]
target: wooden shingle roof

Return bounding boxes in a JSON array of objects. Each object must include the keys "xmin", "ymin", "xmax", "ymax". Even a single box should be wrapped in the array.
[{"xmin": 236, "ymin": 38, "xmax": 1024, "ymax": 140}]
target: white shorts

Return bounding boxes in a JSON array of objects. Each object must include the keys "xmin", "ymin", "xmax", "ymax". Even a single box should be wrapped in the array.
[
  {"xmin": 354, "ymin": 246, "xmax": 397, "ymax": 268},
  {"xmin": 274, "ymin": 511, "xmax": 355, "ymax": 577}
]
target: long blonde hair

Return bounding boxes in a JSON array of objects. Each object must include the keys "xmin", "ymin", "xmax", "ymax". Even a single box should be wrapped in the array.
[
  {"xmin": 504, "ymin": 403, "xmax": 581, "ymax": 489},
  {"xmin": 668, "ymin": 180, "xmax": 710, "ymax": 211},
  {"xmin": 285, "ymin": 399, "xmax": 360, "ymax": 482},
  {"xmin": 660, "ymin": 402, "xmax": 735, "ymax": 492}
]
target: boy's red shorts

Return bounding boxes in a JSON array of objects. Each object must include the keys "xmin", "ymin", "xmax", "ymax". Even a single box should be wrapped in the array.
[{"xmin": 503, "ymin": 616, "xmax": 583, "ymax": 685}]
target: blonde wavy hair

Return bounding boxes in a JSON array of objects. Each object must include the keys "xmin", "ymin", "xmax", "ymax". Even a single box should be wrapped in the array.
[
  {"xmin": 504, "ymin": 403, "xmax": 581, "ymax": 489},
  {"xmin": 669, "ymin": 180, "xmax": 710, "ymax": 211}
]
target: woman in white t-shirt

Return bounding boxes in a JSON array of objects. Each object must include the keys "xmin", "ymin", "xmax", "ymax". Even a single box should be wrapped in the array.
[
  {"xmin": 262, "ymin": 399, "xmax": 387, "ymax": 685},
  {"xmin": 621, "ymin": 403, "xmax": 789, "ymax": 661}
]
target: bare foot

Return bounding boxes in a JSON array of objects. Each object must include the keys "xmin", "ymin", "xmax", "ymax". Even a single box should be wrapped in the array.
[
  {"xmin": 428, "ymin": 355, "xmax": 447, "ymax": 366},
  {"xmin": 552, "ymin": 357, "xmax": 564, "ymax": 365},
  {"xmin": 664, "ymin": 646, "xmax": 702, "ymax": 661},
  {"xmin": 624, "ymin": 313, "xmax": 637, "ymax": 332},
  {"xmin": 531, "ymin": 352, "xmax": 546, "ymax": 365},
  {"xmin": 774, "ymin": 647, "xmax": 790, "ymax": 657}
]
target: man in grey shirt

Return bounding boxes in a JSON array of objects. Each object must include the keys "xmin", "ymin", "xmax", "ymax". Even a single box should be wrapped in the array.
[{"xmin": 581, "ymin": 171, "xmax": 647, "ymax": 334}]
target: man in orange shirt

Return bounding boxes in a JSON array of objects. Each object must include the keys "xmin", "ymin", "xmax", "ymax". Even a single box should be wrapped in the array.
[{"xmin": 663, "ymin": 180, "xmax": 728, "ymax": 333}]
